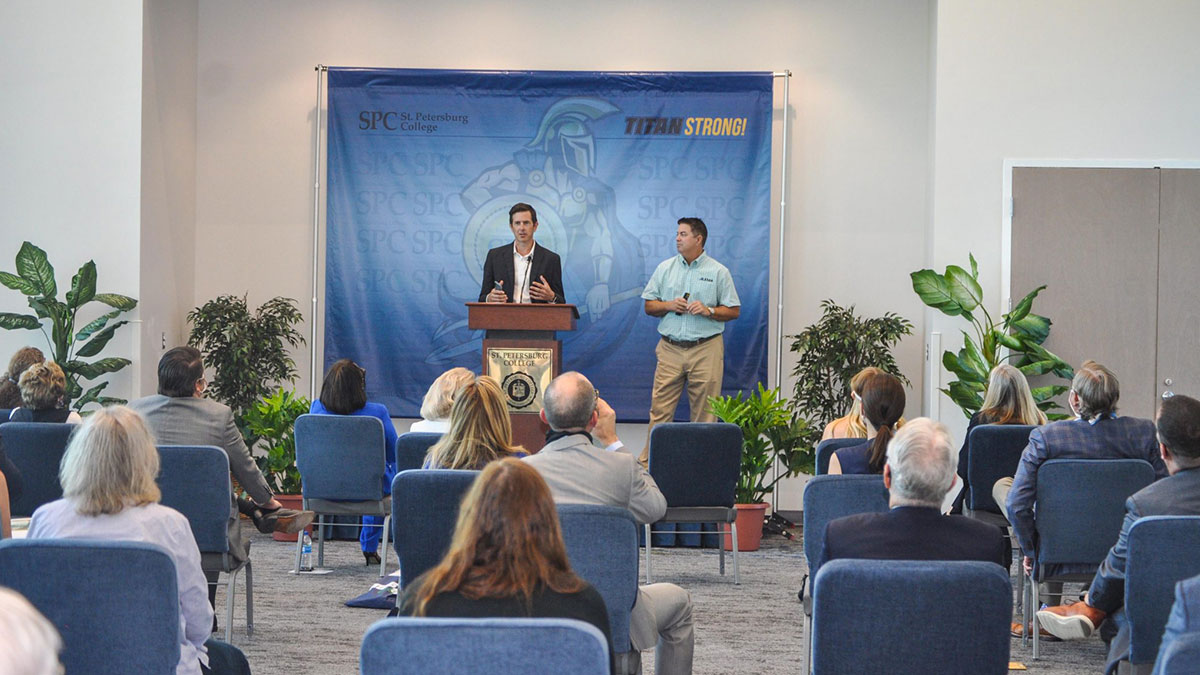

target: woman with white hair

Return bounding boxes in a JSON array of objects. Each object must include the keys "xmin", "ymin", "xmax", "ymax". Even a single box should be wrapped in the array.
[
  {"xmin": 27, "ymin": 406, "xmax": 250, "ymax": 675},
  {"xmin": 0, "ymin": 587, "xmax": 62, "ymax": 675},
  {"xmin": 411, "ymin": 367, "xmax": 474, "ymax": 433}
]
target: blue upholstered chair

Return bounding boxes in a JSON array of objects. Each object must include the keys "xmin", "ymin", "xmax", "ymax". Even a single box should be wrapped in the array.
[
  {"xmin": 811, "ymin": 559, "xmax": 1011, "ymax": 675},
  {"xmin": 157, "ymin": 445, "xmax": 252, "ymax": 642},
  {"xmin": 391, "ymin": 469, "xmax": 479, "ymax": 589},
  {"xmin": 964, "ymin": 424, "xmax": 1035, "ymax": 524},
  {"xmin": 395, "ymin": 431, "xmax": 442, "ymax": 472},
  {"xmin": 1154, "ymin": 633, "xmax": 1200, "ymax": 675},
  {"xmin": 294, "ymin": 414, "xmax": 392, "ymax": 574},
  {"xmin": 1122, "ymin": 516, "xmax": 1200, "ymax": 671},
  {"xmin": 0, "ymin": 422, "xmax": 74, "ymax": 517},
  {"xmin": 1024, "ymin": 458, "xmax": 1156, "ymax": 658},
  {"xmin": 814, "ymin": 438, "xmax": 863, "ymax": 475},
  {"xmin": 558, "ymin": 504, "xmax": 639, "ymax": 670},
  {"xmin": 1154, "ymin": 574, "xmax": 1200, "ymax": 675},
  {"xmin": 644, "ymin": 422, "xmax": 743, "ymax": 584},
  {"xmin": 799, "ymin": 474, "xmax": 889, "ymax": 674},
  {"xmin": 0, "ymin": 539, "xmax": 180, "ymax": 675},
  {"xmin": 360, "ymin": 617, "xmax": 609, "ymax": 675}
]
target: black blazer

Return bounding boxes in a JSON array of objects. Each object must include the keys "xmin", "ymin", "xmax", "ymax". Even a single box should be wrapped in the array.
[
  {"xmin": 820, "ymin": 506, "xmax": 1009, "ymax": 571},
  {"xmin": 477, "ymin": 242, "xmax": 565, "ymax": 304}
]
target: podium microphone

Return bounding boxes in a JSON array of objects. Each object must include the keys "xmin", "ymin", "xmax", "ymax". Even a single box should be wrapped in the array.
[{"xmin": 675, "ymin": 292, "xmax": 689, "ymax": 315}]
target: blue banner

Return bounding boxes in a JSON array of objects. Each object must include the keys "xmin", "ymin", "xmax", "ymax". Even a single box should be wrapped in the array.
[{"xmin": 325, "ymin": 68, "xmax": 772, "ymax": 420}]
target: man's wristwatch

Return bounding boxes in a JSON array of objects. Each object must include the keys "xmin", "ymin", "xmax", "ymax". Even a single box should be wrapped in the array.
[{"xmin": 707, "ymin": 306, "xmax": 716, "ymax": 318}]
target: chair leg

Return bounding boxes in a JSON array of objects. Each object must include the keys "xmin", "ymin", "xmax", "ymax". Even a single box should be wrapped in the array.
[
  {"xmin": 244, "ymin": 561, "xmax": 253, "ymax": 637},
  {"xmin": 316, "ymin": 515, "xmax": 326, "ymax": 568},
  {"xmin": 1023, "ymin": 571, "xmax": 1032, "ymax": 649},
  {"xmin": 643, "ymin": 524, "xmax": 653, "ymax": 584},
  {"xmin": 293, "ymin": 531, "xmax": 304, "ymax": 574},
  {"xmin": 1031, "ymin": 574, "xmax": 1040, "ymax": 659},
  {"xmin": 379, "ymin": 515, "xmax": 391, "ymax": 576},
  {"xmin": 224, "ymin": 570, "xmax": 236, "ymax": 643},
  {"xmin": 802, "ymin": 606, "xmax": 812, "ymax": 674},
  {"xmin": 732, "ymin": 520, "xmax": 740, "ymax": 585},
  {"xmin": 718, "ymin": 523, "xmax": 725, "ymax": 576}
]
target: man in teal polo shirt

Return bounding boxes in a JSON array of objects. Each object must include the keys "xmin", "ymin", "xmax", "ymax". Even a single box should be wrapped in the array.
[{"xmin": 640, "ymin": 217, "xmax": 741, "ymax": 464}]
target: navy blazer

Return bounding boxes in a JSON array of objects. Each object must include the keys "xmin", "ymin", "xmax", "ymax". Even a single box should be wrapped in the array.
[
  {"xmin": 819, "ymin": 505, "xmax": 1009, "ymax": 571},
  {"xmin": 477, "ymin": 242, "xmax": 565, "ymax": 304},
  {"xmin": 1007, "ymin": 416, "xmax": 1167, "ymax": 556}
]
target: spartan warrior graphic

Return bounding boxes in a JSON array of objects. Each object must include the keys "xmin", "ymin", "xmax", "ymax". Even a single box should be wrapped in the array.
[{"xmin": 430, "ymin": 97, "xmax": 645, "ymax": 365}]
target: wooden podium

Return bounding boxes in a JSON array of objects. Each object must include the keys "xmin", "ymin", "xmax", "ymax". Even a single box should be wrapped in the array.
[{"xmin": 466, "ymin": 302, "xmax": 579, "ymax": 453}]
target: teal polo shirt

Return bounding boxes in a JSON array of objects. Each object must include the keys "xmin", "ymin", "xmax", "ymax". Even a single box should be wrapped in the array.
[{"xmin": 641, "ymin": 252, "xmax": 740, "ymax": 341}]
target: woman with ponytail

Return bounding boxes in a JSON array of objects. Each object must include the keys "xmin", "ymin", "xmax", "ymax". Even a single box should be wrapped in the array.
[{"xmin": 828, "ymin": 372, "xmax": 906, "ymax": 475}]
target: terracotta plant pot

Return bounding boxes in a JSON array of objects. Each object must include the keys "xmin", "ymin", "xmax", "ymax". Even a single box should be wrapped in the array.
[
  {"xmin": 271, "ymin": 494, "xmax": 307, "ymax": 542},
  {"xmin": 724, "ymin": 502, "xmax": 768, "ymax": 552}
]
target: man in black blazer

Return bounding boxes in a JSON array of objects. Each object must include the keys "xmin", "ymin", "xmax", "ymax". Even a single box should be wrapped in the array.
[
  {"xmin": 478, "ymin": 202, "xmax": 565, "ymax": 305},
  {"xmin": 1036, "ymin": 394, "xmax": 1200, "ymax": 670},
  {"xmin": 819, "ymin": 417, "xmax": 1009, "ymax": 570}
]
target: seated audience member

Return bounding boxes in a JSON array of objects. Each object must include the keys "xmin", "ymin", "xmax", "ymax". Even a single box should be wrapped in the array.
[
  {"xmin": 951, "ymin": 363, "xmax": 1047, "ymax": 513},
  {"xmin": 0, "ymin": 345, "xmax": 44, "ymax": 409},
  {"xmin": 398, "ymin": 458, "xmax": 613, "ymax": 672},
  {"xmin": 423, "ymin": 375, "xmax": 525, "ymax": 470},
  {"xmin": 0, "ymin": 587, "xmax": 62, "ymax": 675},
  {"xmin": 525, "ymin": 371, "xmax": 693, "ymax": 675},
  {"xmin": 1035, "ymin": 394, "xmax": 1200, "ymax": 672},
  {"xmin": 8, "ymin": 361, "xmax": 82, "ymax": 423},
  {"xmin": 1155, "ymin": 573, "xmax": 1200, "ymax": 670},
  {"xmin": 27, "ymin": 406, "xmax": 251, "ymax": 675},
  {"xmin": 309, "ymin": 358, "xmax": 398, "ymax": 566},
  {"xmin": 828, "ymin": 371, "xmax": 906, "ymax": 475},
  {"xmin": 822, "ymin": 367, "xmax": 882, "ymax": 440},
  {"xmin": 818, "ymin": 417, "xmax": 1008, "ymax": 569},
  {"xmin": 996, "ymin": 360, "xmax": 1167, "ymax": 610},
  {"xmin": 130, "ymin": 347, "xmax": 314, "ymax": 608},
  {"xmin": 411, "ymin": 367, "xmax": 473, "ymax": 433}
]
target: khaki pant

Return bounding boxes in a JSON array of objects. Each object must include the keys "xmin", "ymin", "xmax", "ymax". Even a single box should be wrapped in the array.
[
  {"xmin": 640, "ymin": 335, "xmax": 724, "ymax": 465},
  {"xmin": 629, "ymin": 583, "xmax": 694, "ymax": 675}
]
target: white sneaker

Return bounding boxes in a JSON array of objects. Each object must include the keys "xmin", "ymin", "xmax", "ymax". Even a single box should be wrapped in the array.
[{"xmin": 1036, "ymin": 607, "xmax": 1096, "ymax": 640}]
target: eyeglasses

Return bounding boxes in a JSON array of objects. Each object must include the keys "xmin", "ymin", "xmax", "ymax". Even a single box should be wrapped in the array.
[{"xmin": 593, "ymin": 388, "xmax": 600, "ymax": 400}]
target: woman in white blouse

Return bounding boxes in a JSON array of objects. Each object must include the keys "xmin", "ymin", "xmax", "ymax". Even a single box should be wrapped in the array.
[{"xmin": 28, "ymin": 406, "xmax": 250, "ymax": 675}]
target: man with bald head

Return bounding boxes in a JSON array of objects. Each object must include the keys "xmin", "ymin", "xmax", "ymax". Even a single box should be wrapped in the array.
[{"xmin": 524, "ymin": 371, "xmax": 694, "ymax": 675}]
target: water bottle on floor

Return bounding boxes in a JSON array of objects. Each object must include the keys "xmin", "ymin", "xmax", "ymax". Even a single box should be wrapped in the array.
[{"xmin": 300, "ymin": 531, "xmax": 313, "ymax": 571}]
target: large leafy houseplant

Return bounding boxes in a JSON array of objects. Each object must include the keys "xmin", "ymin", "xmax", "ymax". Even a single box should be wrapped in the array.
[
  {"xmin": 789, "ymin": 299, "xmax": 912, "ymax": 438},
  {"xmin": 709, "ymin": 384, "xmax": 810, "ymax": 505},
  {"xmin": 0, "ymin": 242, "xmax": 137, "ymax": 410},
  {"xmin": 241, "ymin": 389, "xmax": 310, "ymax": 494},
  {"xmin": 187, "ymin": 294, "xmax": 305, "ymax": 434},
  {"xmin": 911, "ymin": 253, "xmax": 1073, "ymax": 419}
]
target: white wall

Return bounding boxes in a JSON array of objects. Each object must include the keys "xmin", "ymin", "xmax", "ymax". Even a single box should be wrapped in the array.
[
  {"xmin": 141, "ymin": 0, "xmax": 199, "ymax": 396},
  {"xmin": 193, "ymin": 0, "xmax": 935, "ymax": 508},
  {"xmin": 0, "ymin": 1, "xmax": 144, "ymax": 402},
  {"xmin": 930, "ymin": 0, "xmax": 1200, "ymax": 437}
]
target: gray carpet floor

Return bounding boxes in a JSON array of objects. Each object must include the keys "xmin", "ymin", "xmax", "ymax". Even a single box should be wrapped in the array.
[{"xmin": 219, "ymin": 530, "xmax": 1108, "ymax": 674}]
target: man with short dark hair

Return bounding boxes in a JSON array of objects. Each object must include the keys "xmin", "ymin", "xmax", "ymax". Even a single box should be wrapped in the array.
[
  {"xmin": 524, "ymin": 371, "xmax": 694, "ymax": 675},
  {"xmin": 640, "ymin": 217, "xmax": 740, "ymax": 464},
  {"xmin": 1036, "ymin": 394, "xmax": 1200, "ymax": 671},
  {"xmin": 130, "ymin": 347, "xmax": 314, "ymax": 562},
  {"xmin": 997, "ymin": 360, "xmax": 1167, "ymax": 597},
  {"xmin": 478, "ymin": 202, "xmax": 565, "ymax": 305},
  {"xmin": 819, "ymin": 418, "xmax": 1008, "ymax": 569}
]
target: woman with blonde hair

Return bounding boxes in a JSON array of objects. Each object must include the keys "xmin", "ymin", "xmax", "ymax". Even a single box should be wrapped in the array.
[
  {"xmin": 411, "ymin": 367, "xmax": 474, "ymax": 433},
  {"xmin": 399, "ymin": 458, "xmax": 611, "ymax": 667},
  {"xmin": 0, "ymin": 346, "xmax": 43, "ymax": 409},
  {"xmin": 951, "ymin": 363, "xmax": 1047, "ymax": 513},
  {"xmin": 821, "ymin": 367, "xmax": 886, "ymax": 440},
  {"xmin": 424, "ymin": 375, "xmax": 525, "ymax": 470},
  {"xmin": 27, "ymin": 406, "xmax": 250, "ymax": 675},
  {"xmin": 9, "ymin": 361, "xmax": 81, "ymax": 423}
]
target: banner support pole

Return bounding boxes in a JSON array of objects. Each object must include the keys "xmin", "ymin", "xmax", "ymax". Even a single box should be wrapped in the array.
[
  {"xmin": 309, "ymin": 65, "xmax": 327, "ymax": 402},
  {"xmin": 771, "ymin": 70, "xmax": 791, "ymax": 514}
]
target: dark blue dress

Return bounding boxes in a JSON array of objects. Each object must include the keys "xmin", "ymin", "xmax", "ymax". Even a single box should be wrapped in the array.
[{"xmin": 833, "ymin": 440, "xmax": 879, "ymax": 475}]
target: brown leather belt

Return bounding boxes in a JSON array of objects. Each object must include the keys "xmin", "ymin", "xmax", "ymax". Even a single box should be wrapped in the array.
[{"xmin": 662, "ymin": 334, "xmax": 719, "ymax": 349}]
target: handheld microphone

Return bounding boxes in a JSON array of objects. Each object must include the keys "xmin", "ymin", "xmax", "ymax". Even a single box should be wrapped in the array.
[{"xmin": 675, "ymin": 292, "xmax": 689, "ymax": 315}]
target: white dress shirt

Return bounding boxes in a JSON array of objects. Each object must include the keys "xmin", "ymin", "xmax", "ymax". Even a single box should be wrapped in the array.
[{"xmin": 512, "ymin": 241, "xmax": 536, "ymax": 303}]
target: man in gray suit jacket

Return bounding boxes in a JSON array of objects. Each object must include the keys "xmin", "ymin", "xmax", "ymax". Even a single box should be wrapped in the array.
[
  {"xmin": 129, "ymin": 347, "xmax": 314, "ymax": 566},
  {"xmin": 1037, "ymin": 394, "xmax": 1200, "ymax": 672},
  {"xmin": 524, "ymin": 371, "xmax": 694, "ymax": 675}
]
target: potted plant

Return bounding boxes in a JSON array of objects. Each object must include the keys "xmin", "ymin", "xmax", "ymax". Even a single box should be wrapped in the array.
[
  {"xmin": 241, "ymin": 388, "xmax": 310, "ymax": 541},
  {"xmin": 788, "ymin": 299, "xmax": 912, "ymax": 460},
  {"xmin": 911, "ymin": 254, "xmax": 1073, "ymax": 419},
  {"xmin": 0, "ymin": 242, "xmax": 137, "ymax": 410},
  {"xmin": 709, "ymin": 384, "xmax": 810, "ymax": 551}
]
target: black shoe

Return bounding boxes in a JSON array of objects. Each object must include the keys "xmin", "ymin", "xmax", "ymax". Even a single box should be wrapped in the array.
[{"xmin": 364, "ymin": 551, "xmax": 382, "ymax": 566}]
